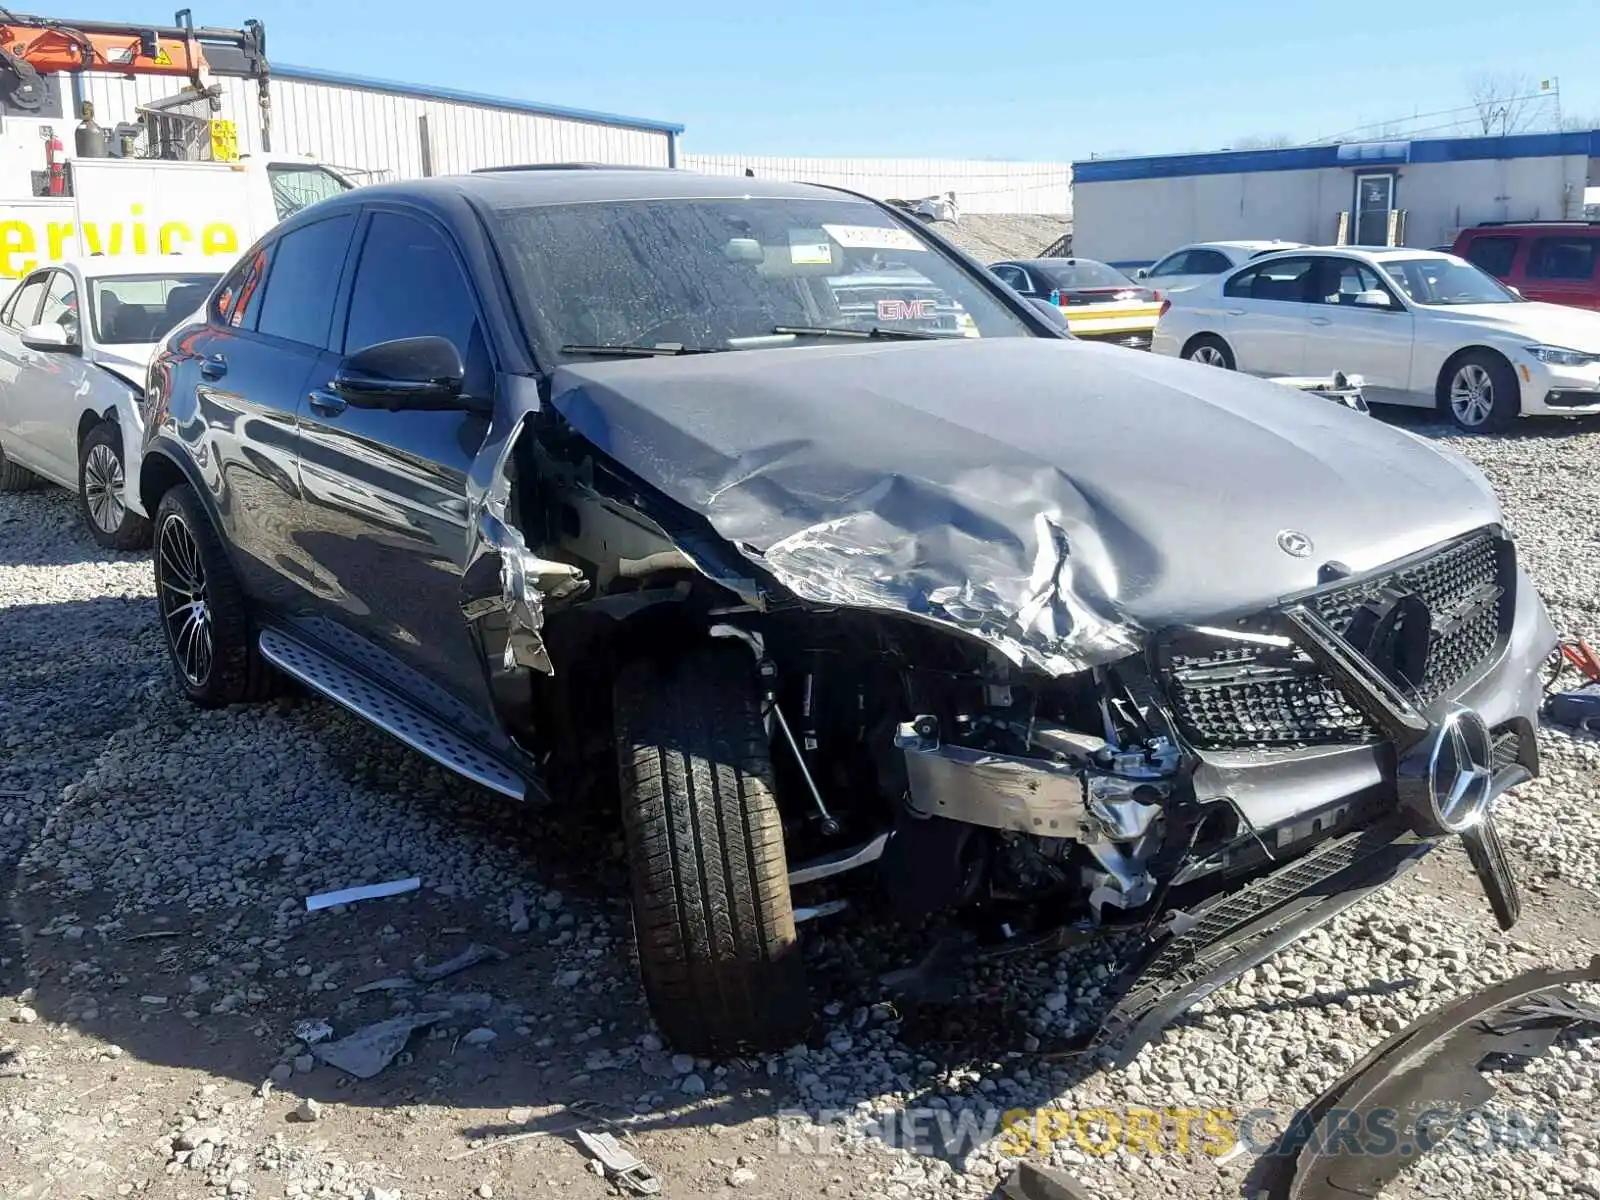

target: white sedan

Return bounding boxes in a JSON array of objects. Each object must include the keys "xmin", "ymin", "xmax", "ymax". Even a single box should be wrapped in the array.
[
  {"xmin": 1152, "ymin": 246, "xmax": 1600, "ymax": 431},
  {"xmin": 1134, "ymin": 239, "xmax": 1307, "ymax": 294},
  {"xmin": 0, "ymin": 257, "xmax": 221, "ymax": 546}
]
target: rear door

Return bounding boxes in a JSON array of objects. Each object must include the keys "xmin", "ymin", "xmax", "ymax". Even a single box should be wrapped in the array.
[
  {"xmin": 293, "ymin": 205, "xmax": 497, "ymax": 711},
  {"xmin": 1218, "ymin": 255, "xmax": 1317, "ymax": 375},
  {"xmin": 1521, "ymin": 233, "xmax": 1600, "ymax": 310},
  {"xmin": 1299, "ymin": 256, "xmax": 1418, "ymax": 401},
  {"xmin": 184, "ymin": 212, "xmax": 359, "ymax": 604}
]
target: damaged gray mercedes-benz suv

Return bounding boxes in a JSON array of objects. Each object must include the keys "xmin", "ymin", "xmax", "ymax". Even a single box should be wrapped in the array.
[{"xmin": 139, "ymin": 167, "xmax": 1557, "ymax": 1058}]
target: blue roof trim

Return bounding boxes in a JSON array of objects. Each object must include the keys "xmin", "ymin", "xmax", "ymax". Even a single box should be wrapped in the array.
[
  {"xmin": 273, "ymin": 64, "xmax": 685, "ymax": 136},
  {"xmin": 1073, "ymin": 129, "xmax": 1600, "ymax": 183}
]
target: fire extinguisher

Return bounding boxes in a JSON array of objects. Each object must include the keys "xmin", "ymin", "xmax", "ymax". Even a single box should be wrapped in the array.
[{"xmin": 41, "ymin": 125, "xmax": 66, "ymax": 196}]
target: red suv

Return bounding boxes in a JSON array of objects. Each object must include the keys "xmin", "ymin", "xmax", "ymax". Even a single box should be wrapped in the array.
[{"xmin": 1451, "ymin": 221, "xmax": 1600, "ymax": 310}]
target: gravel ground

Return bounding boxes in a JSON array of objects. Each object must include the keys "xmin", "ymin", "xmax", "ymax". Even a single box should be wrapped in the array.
[
  {"xmin": 933, "ymin": 214, "xmax": 1071, "ymax": 263},
  {"xmin": 0, "ymin": 408, "xmax": 1598, "ymax": 1200}
]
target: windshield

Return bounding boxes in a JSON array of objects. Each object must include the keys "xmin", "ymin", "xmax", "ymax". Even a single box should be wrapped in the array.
[
  {"xmin": 493, "ymin": 196, "xmax": 1035, "ymax": 361},
  {"xmin": 1379, "ymin": 257, "xmax": 1519, "ymax": 306},
  {"xmin": 1037, "ymin": 260, "xmax": 1138, "ymax": 290},
  {"xmin": 91, "ymin": 274, "xmax": 221, "ymax": 345}
]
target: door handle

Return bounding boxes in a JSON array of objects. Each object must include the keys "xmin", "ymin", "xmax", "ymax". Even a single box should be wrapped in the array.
[
  {"xmin": 1225, "ymin": 309, "xmax": 1245, "ymax": 317},
  {"xmin": 198, "ymin": 353, "xmax": 227, "ymax": 380},
  {"xmin": 307, "ymin": 389, "xmax": 347, "ymax": 417},
  {"xmin": 1309, "ymin": 317, "xmax": 1333, "ymax": 326}
]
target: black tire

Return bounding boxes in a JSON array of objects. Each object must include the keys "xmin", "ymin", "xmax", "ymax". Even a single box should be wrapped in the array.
[
  {"xmin": 1440, "ymin": 349, "xmax": 1519, "ymax": 432},
  {"xmin": 1183, "ymin": 334, "xmax": 1235, "ymax": 369},
  {"xmin": 614, "ymin": 642, "xmax": 812, "ymax": 1056},
  {"xmin": 0, "ymin": 439, "xmax": 38, "ymax": 492},
  {"xmin": 78, "ymin": 423, "xmax": 152, "ymax": 550},
  {"xmin": 153, "ymin": 482, "xmax": 281, "ymax": 708}
]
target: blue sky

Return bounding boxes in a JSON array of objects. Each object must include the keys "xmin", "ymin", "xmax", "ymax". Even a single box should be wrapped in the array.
[{"xmin": 58, "ymin": 0, "xmax": 1600, "ymax": 160}]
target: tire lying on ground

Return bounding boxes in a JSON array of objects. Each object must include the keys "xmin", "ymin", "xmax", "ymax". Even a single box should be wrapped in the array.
[{"xmin": 614, "ymin": 641, "xmax": 813, "ymax": 1055}]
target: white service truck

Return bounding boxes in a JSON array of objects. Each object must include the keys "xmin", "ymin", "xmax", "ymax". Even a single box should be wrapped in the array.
[{"xmin": 0, "ymin": 154, "xmax": 353, "ymax": 282}]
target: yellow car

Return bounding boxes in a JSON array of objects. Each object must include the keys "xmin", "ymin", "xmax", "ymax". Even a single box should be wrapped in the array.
[{"xmin": 990, "ymin": 257, "xmax": 1165, "ymax": 350}]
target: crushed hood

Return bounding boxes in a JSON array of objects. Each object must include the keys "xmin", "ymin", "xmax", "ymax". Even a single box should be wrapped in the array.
[
  {"xmin": 87, "ymin": 343, "xmax": 157, "ymax": 391},
  {"xmin": 550, "ymin": 338, "xmax": 1500, "ymax": 676}
]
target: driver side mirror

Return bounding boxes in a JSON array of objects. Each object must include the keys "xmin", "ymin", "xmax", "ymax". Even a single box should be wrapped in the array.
[
  {"xmin": 1353, "ymin": 290, "xmax": 1396, "ymax": 310},
  {"xmin": 1026, "ymin": 296, "xmax": 1073, "ymax": 335},
  {"xmin": 1134, "ymin": 267, "xmax": 1150, "ymax": 280},
  {"xmin": 21, "ymin": 322, "xmax": 79, "ymax": 353},
  {"xmin": 332, "ymin": 336, "xmax": 478, "ymax": 411}
]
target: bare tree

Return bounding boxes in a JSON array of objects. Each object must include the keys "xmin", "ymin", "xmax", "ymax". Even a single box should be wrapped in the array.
[
  {"xmin": 1467, "ymin": 71, "xmax": 1543, "ymax": 135},
  {"xmin": 1562, "ymin": 113, "xmax": 1600, "ymax": 131},
  {"xmin": 1230, "ymin": 133, "xmax": 1295, "ymax": 150}
]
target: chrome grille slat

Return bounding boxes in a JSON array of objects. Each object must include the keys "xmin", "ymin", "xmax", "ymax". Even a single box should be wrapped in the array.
[{"xmin": 1161, "ymin": 529, "xmax": 1509, "ymax": 750}]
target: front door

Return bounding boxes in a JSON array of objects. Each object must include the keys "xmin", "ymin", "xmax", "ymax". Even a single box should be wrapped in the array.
[
  {"xmin": 1354, "ymin": 174, "xmax": 1395, "ymax": 247},
  {"xmin": 1300, "ymin": 256, "xmax": 1418, "ymax": 402},
  {"xmin": 293, "ymin": 206, "xmax": 497, "ymax": 712}
]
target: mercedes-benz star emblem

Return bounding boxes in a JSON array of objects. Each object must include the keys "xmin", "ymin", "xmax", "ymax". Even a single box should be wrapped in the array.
[
  {"xmin": 1426, "ymin": 707, "xmax": 1496, "ymax": 833},
  {"xmin": 1276, "ymin": 529, "xmax": 1314, "ymax": 558}
]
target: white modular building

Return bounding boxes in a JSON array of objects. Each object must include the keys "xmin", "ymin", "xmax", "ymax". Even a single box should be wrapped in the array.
[{"xmin": 1071, "ymin": 131, "xmax": 1600, "ymax": 266}]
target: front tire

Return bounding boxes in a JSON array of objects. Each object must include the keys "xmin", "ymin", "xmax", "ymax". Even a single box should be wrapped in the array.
[
  {"xmin": 1442, "ymin": 350, "xmax": 1519, "ymax": 432},
  {"xmin": 1184, "ymin": 334, "xmax": 1235, "ymax": 369},
  {"xmin": 0, "ymin": 439, "xmax": 38, "ymax": 492},
  {"xmin": 153, "ymin": 483, "xmax": 280, "ymax": 708},
  {"xmin": 614, "ymin": 642, "xmax": 812, "ymax": 1056},
  {"xmin": 79, "ymin": 423, "xmax": 152, "ymax": 550}
]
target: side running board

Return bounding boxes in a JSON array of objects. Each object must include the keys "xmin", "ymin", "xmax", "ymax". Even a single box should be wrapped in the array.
[{"xmin": 258, "ymin": 629, "xmax": 528, "ymax": 801}]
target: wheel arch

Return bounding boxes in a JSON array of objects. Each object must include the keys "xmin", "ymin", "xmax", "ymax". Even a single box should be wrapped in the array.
[
  {"xmin": 76, "ymin": 407, "xmax": 117, "ymax": 453},
  {"xmin": 1181, "ymin": 331, "xmax": 1232, "ymax": 359},
  {"xmin": 1435, "ymin": 344, "xmax": 1515, "ymax": 407}
]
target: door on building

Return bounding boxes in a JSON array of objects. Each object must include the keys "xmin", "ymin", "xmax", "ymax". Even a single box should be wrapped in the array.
[{"xmin": 1353, "ymin": 174, "xmax": 1396, "ymax": 246}]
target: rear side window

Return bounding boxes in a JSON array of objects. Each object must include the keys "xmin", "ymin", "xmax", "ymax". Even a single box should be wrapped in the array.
[
  {"xmin": 255, "ymin": 214, "xmax": 358, "ymax": 348},
  {"xmin": 1185, "ymin": 249, "xmax": 1233, "ymax": 274},
  {"xmin": 215, "ymin": 246, "xmax": 272, "ymax": 330},
  {"xmin": 1527, "ymin": 237, "xmax": 1598, "ymax": 281},
  {"xmin": 342, "ymin": 212, "xmax": 478, "ymax": 356},
  {"xmin": 4, "ymin": 273, "xmax": 49, "ymax": 329},
  {"xmin": 1462, "ymin": 236, "xmax": 1517, "ymax": 278},
  {"xmin": 1146, "ymin": 250, "xmax": 1192, "ymax": 277},
  {"xmin": 1224, "ymin": 257, "xmax": 1314, "ymax": 301}
]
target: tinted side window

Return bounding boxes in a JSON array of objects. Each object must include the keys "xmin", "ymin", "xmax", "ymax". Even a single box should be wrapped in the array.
[
  {"xmin": 342, "ymin": 212, "xmax": 478, "ymax": 356},
  {"xmin": 5, "ymin": 274, "xmax": 49, "ymax": 329},
  {"xmin": 1186, "ymin": 249, "xmax": 1233, "ymax": 274},
  {"xmin": 992, "ymin": 265, "xmax": 1026, "ymax": 290},
  {"xmin": 215, "ymin": 246, "xmax": 272, "ymax": 330},
  {"xmin": 1527, "ymin": 237, "xmax": 1598, "ymax": 281},
  {"xmin": 1147, "ymin": 251, "xmax": 1191, "ymax": 277},
  {"xmin": 1463, "ymin": 236, "xmax": 1517, "ymax": 278},
  {"xmin": 255, "ymin": 214, "xmax": 358, "ymax": 348},
  {"xmin": 1223, "ymin": 256, "xmax": 1314, "ymax": 302}
]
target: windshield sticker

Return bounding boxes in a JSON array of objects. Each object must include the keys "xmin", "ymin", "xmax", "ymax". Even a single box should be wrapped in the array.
[
  {"xmin": 789, "ymin": 234, "xmax": 834, "ymax": 265},
  {"xmin": 823, "ymin": 224, "xmax": 927, "ymax": 253}
]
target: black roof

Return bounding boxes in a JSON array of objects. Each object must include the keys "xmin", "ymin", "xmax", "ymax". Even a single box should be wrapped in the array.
[{"xmin": 347, "ymin": 168, "xmax": 865, "ymax": 211}]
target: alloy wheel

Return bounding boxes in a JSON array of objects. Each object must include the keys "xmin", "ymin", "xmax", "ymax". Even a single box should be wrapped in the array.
[
  {"xmin": 1450, "ymin": 363, "xmax": 1494, "ymax": 427},
  {"xmin": 158, "ymin": 513, "xmax": 213, "ymax": 686},
  {"xmin": 82, "ymin": 442, "xmax": 126, "ymax": 534},
  {"xmin": 1190, "ymin": 345, "xmax": 1227, "ymax": 367}
]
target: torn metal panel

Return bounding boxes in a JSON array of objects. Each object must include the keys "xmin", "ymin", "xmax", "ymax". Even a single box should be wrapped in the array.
[
  {"xmin": 459, "ymin": 408, "xmax": 589, "ymax": 677},
  {"xmin": 1257, "ymin": 955, "xmax": 1600, "ymax": 1200},
  {"xmin": 549, "ymin": 338, "xmax": 1502, "ymax": 677}
]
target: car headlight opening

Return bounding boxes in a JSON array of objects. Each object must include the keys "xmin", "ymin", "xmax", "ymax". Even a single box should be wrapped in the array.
[{"xmin": 1524, "ymin": 344, "xmax": 1600, "ymax": 367}]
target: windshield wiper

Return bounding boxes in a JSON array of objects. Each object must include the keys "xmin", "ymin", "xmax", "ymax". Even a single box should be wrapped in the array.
[
  {"xmin": 560, "ymin": 343, "xmax": 721, "ymax": 357},
  {"xmin": 772, "ymin": 324, "xmax": 953, "ymax": 342}
]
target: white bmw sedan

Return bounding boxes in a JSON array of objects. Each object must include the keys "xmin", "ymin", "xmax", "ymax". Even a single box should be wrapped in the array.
[
  {"xmin": 0, "ymin": 257, "xmax": 221, "ymax": 546},
  {"xmin": 1152, "ymin": 246, "xmax": 1600, "ymax": 431}
]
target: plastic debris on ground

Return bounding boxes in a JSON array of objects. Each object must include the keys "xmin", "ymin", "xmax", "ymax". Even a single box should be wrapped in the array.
[
  {"xmin": 304, "ymin": 877, "xmax": 421, "ymax": 912},
  {"xmin": 310, "ymin": 1011, "xmax": 452, "ymax": 1080},
  {"xmin": 412, "ymin": 942, "xmax": 508, "ymax": 983}
]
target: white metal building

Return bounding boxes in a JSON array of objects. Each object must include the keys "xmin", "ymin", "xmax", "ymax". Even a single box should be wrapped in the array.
[
  {"xmin": 3, "ymin": 62, "xmax": 683, "ymax": 184},
  {"xmin": 682, "ymin": 154, "xmax": 1072, "ymax": 215},
  {"xmin": 1071, "ymin": 131, "xmax": 1600, "ymax": 265}
]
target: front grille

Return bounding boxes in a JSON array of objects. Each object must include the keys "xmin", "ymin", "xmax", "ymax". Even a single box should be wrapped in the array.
[{"xmin": 1160, "ymin": 528, "xmax": 1513, "ymax": 750}]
